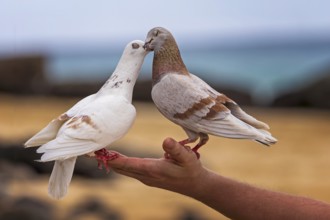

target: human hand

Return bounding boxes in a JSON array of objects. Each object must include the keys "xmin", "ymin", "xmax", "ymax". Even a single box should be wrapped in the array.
[
  {"xmin": 108, "ymin": 138, "xmax": 330, "ymax": 220},
  {"xmin": 107, "ymin": 137, "xmax": 211, "ymax": 197}
]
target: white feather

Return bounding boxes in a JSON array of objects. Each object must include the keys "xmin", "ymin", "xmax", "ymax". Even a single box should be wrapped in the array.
[
  {"xmin": 24, "ymin": 40, "xmax": 149, "ymax": 199},
  {"xmin": 48, "ymin": 157, "xmax": 76, "ymax": 200},
  {"xmin": 24, "ymin": 118, "xmax": 66, "ymax": 147},
  {"xmin": 25, "ymin": 94, "xmax": 96, "ymax": 148}
]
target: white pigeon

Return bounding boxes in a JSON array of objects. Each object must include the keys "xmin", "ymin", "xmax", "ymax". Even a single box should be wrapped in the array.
[
  {"xmin": 24, "ymin": 40, "xmax": 149, "ymax": 199},
  {"xmin": 143, "ymin": 27, "xmax": 277, "ymax": 157}
]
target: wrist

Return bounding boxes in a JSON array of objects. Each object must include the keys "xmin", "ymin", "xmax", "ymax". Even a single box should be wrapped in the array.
[{"xmin": 186, "ymin": 167, "xmax": 217, "ymax": 199}]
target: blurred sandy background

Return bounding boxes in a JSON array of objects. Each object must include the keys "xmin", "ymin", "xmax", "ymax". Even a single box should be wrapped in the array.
[
  {"xmin": 1, "ymin": 93, "xmax": 330, "ymax": 220},
  {"xmin": 1, "ymin": 1, "xmax": 330, "ymax": 219}
]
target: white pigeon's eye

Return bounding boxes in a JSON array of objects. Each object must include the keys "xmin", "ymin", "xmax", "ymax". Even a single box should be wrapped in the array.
[{"xmin": 132, "ymin": 43, "xmax": 140, "ymax": 49}]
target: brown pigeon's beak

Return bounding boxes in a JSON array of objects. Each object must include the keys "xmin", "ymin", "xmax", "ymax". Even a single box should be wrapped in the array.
[
  {"xmin": 143, "ymin": 38, "xmax": 154, "ymax": 51},
  {"xmin": 142, "ymin": 43, "xmax": 149, "ymax": 50},
  {"xmin": 143, "ymin": 43, "xmax": 153, "ymax": 51}
]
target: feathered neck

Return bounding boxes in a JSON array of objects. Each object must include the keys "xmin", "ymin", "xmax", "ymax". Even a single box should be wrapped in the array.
[
  {"xmin": 98, "ymin": 54, "xmax": 144, "ymax": 102},
  {"xmin": 152, "ymin": 37, "xmax": 189, "ymax": 84}
]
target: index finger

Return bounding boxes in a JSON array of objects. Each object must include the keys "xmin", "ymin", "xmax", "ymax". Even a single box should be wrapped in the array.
[{"xmin": 108, "ymin": 155, "xmax": 157, "ymax": 175}]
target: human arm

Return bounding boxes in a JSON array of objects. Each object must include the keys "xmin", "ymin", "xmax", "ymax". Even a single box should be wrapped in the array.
[{"xmin": 107, "ymin": 138, "xmax": 330, "ymax": 220}]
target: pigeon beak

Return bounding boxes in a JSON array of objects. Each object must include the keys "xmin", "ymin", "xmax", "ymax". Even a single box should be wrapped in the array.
[
  {"xmin": 143, "ymin": 43, "xmax": 148, "ymax": 50},
  {"xmin": 143, "ymin": 43, "xmax": 154, "ymax": 51},
  {"xmin": 143, "ymin": 38, "xmax": 154, "ymax": 51}
]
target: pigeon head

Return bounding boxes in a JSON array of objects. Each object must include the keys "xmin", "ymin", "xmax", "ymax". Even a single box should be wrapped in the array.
[
  {"xmin": 123, "ymin": 40, "xmax": 149, "ymax": 57},
  {"xmin": 143, "ymin": 27, "xmax": 174, "ymax": 52},
  {"xmin": 144, "ymin": 27, "xmax": 189, "ymax": 83}
]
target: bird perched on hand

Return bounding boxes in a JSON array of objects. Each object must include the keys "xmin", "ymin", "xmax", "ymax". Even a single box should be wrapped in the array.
[
  {"xmin": 24, "ymin": 40, "xmax": 149, "ymax": 199},
  {"xmin": 143, "ymin": 27, "xmax": 277, "ymax": 158}
]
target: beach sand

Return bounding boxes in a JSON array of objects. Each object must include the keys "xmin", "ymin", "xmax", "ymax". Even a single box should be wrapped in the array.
[{"xmin": 1, "ymin": 94, "xmax": 330, "ymax": 219}]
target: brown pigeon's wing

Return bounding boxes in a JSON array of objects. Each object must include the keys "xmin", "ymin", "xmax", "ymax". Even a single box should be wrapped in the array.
[
  {"xmin": 190, "ymin": 74, "xmax": 220, "ymax": 96},
  {"xmin": 190, "ymin": 73, "xmax": 270, "ymax": 130},
  {"xmin": 224, "ymin": 102, "xmax": 270, "ymax": 130},
  {"xmin": 152, "ymin": 73, "xmax": 276, "ymax": 144},
  {"xmin": 174, "ymin": 93, "xmax": 263, "ymax": 140},
  {"xmin": 151, "ymin": 73, "xmax": 230, "ymax": 124}
]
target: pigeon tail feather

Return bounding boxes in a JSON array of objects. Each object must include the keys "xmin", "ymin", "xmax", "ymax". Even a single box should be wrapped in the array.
[
  {"xmin": 48, "ymin": 157, "xmax": 76, "ymax": 199},
  {"xmin": 255, "ymin": 129, "xmax": 277, "ymax": 146}
]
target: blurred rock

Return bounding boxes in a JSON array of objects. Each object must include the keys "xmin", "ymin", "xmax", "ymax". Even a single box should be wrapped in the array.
[
  {"xmin": 274, "ymin": 72, "xmax": 330, "ymax": 109},
  {"xmin": 176, "ymin": 208, "xmax": 207, "ymax": 220},
  {"xmin": 0, "ymin": 144, "xmax": 114, "ymax": 179},
  {"xmin": 0, "ymin": 55, "xmax": 49, "ymax": 94},
  {"xmin": 0, "ymin": 160, "xmax": 38, "ymax": 181},
  {"xmin": 46, "ymin": 79, "xmax": 153, "ymax": 101},
  {"xmin": 0, "ymin": 196, "xmax": 54, "ymax": 220},
  {"xmin": 49, "ymin": 82, "xmax": 102, "ymax": 97},
  {"xmin": 0, "ymin": 54, "xmax": 252, "ymax": 105},
  {"xmin": 133, "ymin": 80, "xmax": 152, "ymax": 101},
  {"xmin": 0, "ymin": 142, "xmax": 152, "ymax": 180},
  {"xmin": 67, "ymin": 197, "xmax": 122, "ymax": 220},
  {"xmin": 217, "ymin": 87, "xmax": 252, "ymax": 106},
  {"xmin": 75, "ymin": 157, "xmax": 117, "ymax": 179},
  {"xmin": 0, "ymin": 143, "xmax": 53, "ymax": 175}
]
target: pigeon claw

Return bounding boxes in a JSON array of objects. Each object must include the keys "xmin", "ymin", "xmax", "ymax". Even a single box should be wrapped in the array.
[
  {"xmin": 178, "ymin": 139, "xmax": 202, "ymax": 159},
  {"xmin": 94, "ymin": 148, "xmax": 119, "ymax": 173},
  {"xmin": 179, "ymin": 139, "xmax": 192, "ymax": 146},
  {"xmin": 191, "ymin": 147, "xmax": 201, "ymax": 159}
]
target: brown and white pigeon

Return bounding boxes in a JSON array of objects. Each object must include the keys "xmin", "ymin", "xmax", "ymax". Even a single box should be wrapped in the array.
[
  {"xmin": 24, "ymin": 40, "xmax": 149, "ymax": 199},
  {"xmin": 143, "ymin": 27, "xmax": 277, "ymax": 157}
]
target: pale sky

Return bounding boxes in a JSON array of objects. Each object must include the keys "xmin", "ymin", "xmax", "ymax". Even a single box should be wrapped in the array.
[{"xmin": 1, "ymin": 0, "xmax": 330, "ymax": 52}]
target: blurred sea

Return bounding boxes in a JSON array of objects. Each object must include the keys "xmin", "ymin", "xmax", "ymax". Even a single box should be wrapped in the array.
[{"xmin": 46, "ymin": 41, "xmax": 330, "ymax": 104}]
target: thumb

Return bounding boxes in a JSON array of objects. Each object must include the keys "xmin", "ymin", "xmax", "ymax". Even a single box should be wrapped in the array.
[{"xmin": 162, "ymin": 137, "xmax": 197, "ymax": 163}]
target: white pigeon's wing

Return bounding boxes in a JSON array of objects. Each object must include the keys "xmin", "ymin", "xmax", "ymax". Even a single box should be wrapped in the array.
[
  {"xmin": 24, "ymin": 94, "xmax": 96, "ymax": 148},
  {"xmin": 66, "ymin": 94, "xmax": 96, "ymax": 116},
  {"xmin": 25, "ymin": 114, "xmax": 70, "ymax": 147},
  {"xmin": 36, "ymin": 111, "xmax": 108, "ymax": 161},
  {"xmin": 37, "ymin": 137, "xmax": 99, "ymax": 161},
  {"xmin": 37, "ymin": 96, "xmax": 136, "ymax": 161}
]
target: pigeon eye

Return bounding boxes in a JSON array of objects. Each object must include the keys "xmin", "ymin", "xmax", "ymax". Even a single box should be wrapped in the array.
[
  {"xmin": 153, "ymin": 29, "xmax": 159, "ymax": 36},
  {"xmin": 132, "ymin": 43, "xmax": 140, "ymax": 49}
]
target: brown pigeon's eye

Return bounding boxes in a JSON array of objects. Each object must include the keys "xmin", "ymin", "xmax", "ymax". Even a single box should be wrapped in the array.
[
  {"xmin": 154, "ymin": 29, "xmax": 159, "ymax": 36},
  {"xmin": 132, "ymin": 43, "xmax": 140, "ymax": 49}
]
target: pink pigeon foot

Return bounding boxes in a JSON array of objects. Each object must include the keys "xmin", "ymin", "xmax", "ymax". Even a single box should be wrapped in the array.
[
  {"xmin": 191, "ymin": 133, "xmax": 209, "ymax": 159},
  {"xmin": 164, "ymin": 140, "xmax": 201, "ymax": 159},
  {"xmin": 178, "ymin": 139, "xmax": 201, "ymax": 158},
  {"xmin": 192, "ymin": 145, "xmax": 201, "ymax": 159},
  {"xmin": 94, "ymin": 148, "xmax": 119, "ymax": 173},
  {"xmin": 179, "ymin": 139, "xmax": 192, "ymax": 146}
]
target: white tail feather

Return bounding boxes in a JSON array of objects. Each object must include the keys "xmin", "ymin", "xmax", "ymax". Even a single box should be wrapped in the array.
[{"xmin": 48, "ymin": 157, "xmax": 77, "ymax": 199}]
